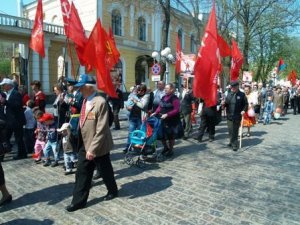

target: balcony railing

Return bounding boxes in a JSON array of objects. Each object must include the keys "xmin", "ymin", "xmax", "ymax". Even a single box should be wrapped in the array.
[{"xmin": 0, "ymin": 13, "xmax": 65, "ymax": 35}]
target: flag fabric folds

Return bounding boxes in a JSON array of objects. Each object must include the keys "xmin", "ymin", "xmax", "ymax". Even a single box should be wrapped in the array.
[
  {"xmin": 29, "ymin": 0, "xmax": 45, "ymax": 58},
  {"xmin": 83, "ymin": 19, "xmax": 118, "ymax": 98},
  {"xmin": 277, "ymin": 58, "xmax": 287, "ymax": 73},
  {"xmin": 230, "ymin": 39, "xmax": 244, "ymax": 81},
  {"xmin": 217, "ymin": 34, "xmax": 231, "ymax": 57},
  {"xmin": 176, "ymin": 35, "xmax": 182, "ymax": 74},
  {"xmin": 193, "ymin": 4, "xmax": 220, "ymax": 107},
  {"xmin": 60, "ymin": 0, "xmax": 71, "ymax": 35}
]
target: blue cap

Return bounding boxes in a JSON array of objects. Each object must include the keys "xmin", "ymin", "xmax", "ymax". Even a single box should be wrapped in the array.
[{"xmin": 74, "ymin": 74, "xmax": 96, "ymax": 87}]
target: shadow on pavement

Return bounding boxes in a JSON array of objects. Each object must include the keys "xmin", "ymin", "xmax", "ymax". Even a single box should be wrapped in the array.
[
  {"xmin": 120, "ymin": 176, "xmax": 173, "ymax": 198},
  {"xmin": 2, "ymin": 219, "xmax": 54, "ymax": 225},
  {"xmin": 0, "ymin": 183, "xmax": 74, "ymax": 213}
]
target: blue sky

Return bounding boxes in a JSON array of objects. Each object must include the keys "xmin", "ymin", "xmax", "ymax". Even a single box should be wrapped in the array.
[{"xmin": 0, "ymin": 0, "xmax": 34, "ymax": 16}]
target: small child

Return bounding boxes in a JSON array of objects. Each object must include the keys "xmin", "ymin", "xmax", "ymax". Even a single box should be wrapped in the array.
[
  {"xmin": 263, "ymin": 96, "xmax": 274, "ymax": 125},
  {"xmin": 24, "ymin": 100, "xmax": 36, "ymax": 154},
  {"xmin": 39, "ymin": 113, "xmax": 59, "ymax": 167},
  {"xmin": 33, "ymin": 110, "xmax": 47, "ymax": 163},
  {"xmin": 57, "ymin": 123, "xmax": 77, "ymax": 175}
]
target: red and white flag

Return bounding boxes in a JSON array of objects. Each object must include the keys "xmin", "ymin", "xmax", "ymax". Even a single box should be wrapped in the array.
[
  {"xmin": 193, "ymin": 4, "xmax": 220, "ymax": 107},
  {"xmin": 29, "ymin": 0, "xmax": 45, "ymax": 58}
]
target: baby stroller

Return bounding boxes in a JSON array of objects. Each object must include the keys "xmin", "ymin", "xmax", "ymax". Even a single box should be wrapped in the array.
[{"xmin": 124, "ymin": 116, "xmax": 162, "ymax": 167}]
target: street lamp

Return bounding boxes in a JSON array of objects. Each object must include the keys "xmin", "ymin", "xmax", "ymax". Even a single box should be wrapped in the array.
[{"xmin": 152, "ymin": 47, "xmax": 175, "ymax": 83}]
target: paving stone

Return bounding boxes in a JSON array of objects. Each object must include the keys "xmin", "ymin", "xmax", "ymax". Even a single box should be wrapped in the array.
[{"xmin": 0, "ymin": 112, "xmax": 299, "ymax": 224}]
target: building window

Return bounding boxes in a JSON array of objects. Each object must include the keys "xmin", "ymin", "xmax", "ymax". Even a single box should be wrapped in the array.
[
  {"xmin": 178, "ymin": 29, "xmax": 183, "ymax": 49},
  {"xmin": 138, "ymin": 17, "xmax": 146, "ymax": 41},
  {"xmin": 190, "ymin": 34, "xmax": 196, "ymax": 53},
  {"xmin": 112, "ymin": 9, "xmax": 122, "ymax": 36}
]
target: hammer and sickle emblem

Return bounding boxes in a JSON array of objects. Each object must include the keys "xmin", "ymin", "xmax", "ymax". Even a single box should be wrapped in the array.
[{"xmin": 105, "ymin": 41, "xmax": 113, "ymax": 55}]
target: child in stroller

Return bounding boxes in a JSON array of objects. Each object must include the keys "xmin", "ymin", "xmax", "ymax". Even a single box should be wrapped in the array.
[{"xmin": 124, "ymin": 116, "xmax": 161, "ymax": 167}]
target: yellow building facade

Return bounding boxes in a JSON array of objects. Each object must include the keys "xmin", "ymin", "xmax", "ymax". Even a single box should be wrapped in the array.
[{"xmin": 23, "ymin": 0, "xmax": 198, "ymax": 92}]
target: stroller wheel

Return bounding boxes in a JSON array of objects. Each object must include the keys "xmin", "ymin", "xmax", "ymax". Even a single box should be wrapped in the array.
[
  {"xmin": 124, "ymin": 155, "xmax": 134, "ymax": 166},
  {"xmin": 136, "ymin": 157, "xmax": 146, "ymax": 168}
]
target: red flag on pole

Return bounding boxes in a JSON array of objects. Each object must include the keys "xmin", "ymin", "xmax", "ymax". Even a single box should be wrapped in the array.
[
  {"xmin": 217, "ymin": 34, "xmax": 231, "ymax": 57},
  {"xmin": 102, "ymin": 27, "xmax": 120, "ymax": 70},
  {"xmin": 176, "ymin": 35, "xmax": 182, "ymax": 74},
  {"xmin": 288, "ymin": 70, "xmax": 297, "ymax": 86},
  {"xmin": 83, "ymin": 19, "xmax": 117, "ymax": 98},
  {"xmin": 193, "ymin": 4, "xmax": 220, "ymax": 107},
  {"xmin": 230, "ymin": 39, "xmax": 244, "ymax": 81},
  {"xmin": 60, "ymin": 0, "xmax": 71, "ymax": 35},
  {"xmin": 29, "ymin": 0, "xmax": 45, "ymax": 58},
  {"xmin": 65, "ymin": 2, "xmax": 88, "ymax": 66}
]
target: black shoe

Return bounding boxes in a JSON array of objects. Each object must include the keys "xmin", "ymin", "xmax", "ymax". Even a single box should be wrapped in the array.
[
  {"xmin": 64, "ymin": 170, "xmax": 73, "ymax": 175},
  {"xmin": 123, "ymin": 148, "xmax": 129, "ymax": 154},
  {"xmin": 232, "ymin": 147, "xmax": 238, "ymax": 151},
  {"xmin": 43, "ymin": 160, "xmax": 51, "ymax": 167},
  {"xmin": 209, "ymin": 137, "xmax": 214, "ymax": 142},
  {"xmin": 161, "ymin": 147, "xmax": 170, "ymax": 155},
  {"xmin": 182, "ymin": 136, "xmax": 188, "ymax": 140},
  {"xmin": 113, "ymin": 127, "xmax": 120, "ymax": 130},
  {"xmin": 227, "ymin": 143, "xmax": 232, "ymax": 148},
  {"xmin": 51, "ymin": 161, "xmax": 59, "ymax": 167},
  {"xmin": 164, "ymin": 150, "xmax": 174, "ymax": 157},
  {"xmin": 0, "ymin": 195, "xmax": 12, "ymax": 206},
  {"xmin": 104, "ymin": 192, "xmax": 118, "ymax": 201},
  {"xmin": 65, "ymin": 203, "xmax": 85, "ymax": 212}
]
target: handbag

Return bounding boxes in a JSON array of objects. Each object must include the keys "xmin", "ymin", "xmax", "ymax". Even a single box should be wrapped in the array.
[{"xmin": 247, "ymin": 108, "xmax": 255, "ymax": 117}]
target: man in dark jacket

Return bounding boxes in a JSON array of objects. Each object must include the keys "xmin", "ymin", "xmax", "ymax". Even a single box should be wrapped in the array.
[
  {"xmin": 0, "ymin": 78, "xmax": 26, "ymax": 159},
  {"xmin": 107, "ymin": 86, "xmax": 124, "ymax": 130},
  {"xmin": 223, "ymin": 81, "xmax": 248, "ymax": 151},
  {"xmin": 180, "ymin": 79, "xmax": 194, "ymax": 140}
]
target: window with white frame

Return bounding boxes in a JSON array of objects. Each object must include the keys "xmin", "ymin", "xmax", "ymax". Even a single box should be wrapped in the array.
[
  {"xmin": 138, "ymin": 17, "xmax": 146, "ymax": 41},
  {"xmin": 112, "ymin": 9, "xmax": 122, "ymax": 36}
]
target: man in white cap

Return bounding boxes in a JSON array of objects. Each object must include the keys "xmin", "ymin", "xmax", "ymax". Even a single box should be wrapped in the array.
[
  {"xmin": 66, "ymin": 74, "xmax": 118, "ymax": 212},
  {"xmin": 0, "ymin": 78, "xmax": 26, "ymax": 159}
]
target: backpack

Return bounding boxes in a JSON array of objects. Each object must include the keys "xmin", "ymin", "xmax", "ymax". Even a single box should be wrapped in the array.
[{"xmin": 106, "ymin": 102, "xmax": 114, "ymax": 127}]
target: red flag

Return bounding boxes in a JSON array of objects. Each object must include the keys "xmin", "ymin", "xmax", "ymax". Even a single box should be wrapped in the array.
[
  {"xmin": 230, "ymin": 39, "xmax": 243, "ymax": 81},
  {"xmin": 60, "ymin": 0, "xmax": 71, "ymax": 35},
  {"xmin": 29, "ymin": 0, "xmax": 45, "ymax": 58},
  {"xmin": 102, "ymin": 27, "xmax": 120, "ymax": 70},
  {"xmin": 84, "ymin": 19, "xmax": 117, "ymax": 98},
  {"xmin": 109, "ymin": 27, "xmax": 116, "ymax": 45},
  {"xmin": 217, "ymin": 34, "xmax": 231, "ymax": 57},
  {"xmin": 176, "ymin": 35, "xmax": 182, "ymax": 74},
  {"xmin": 277, "ymin": 58, "xmax": 286, "ymax": 73},
  {"xmin": 67, "ymin": 2, "xmax": 88, "ymax": 65},
  {"xmin": 288, "ymin": 70, "xmax": 297, "ymax": 86},
  {"xmin": 193, "ymin": 4, "xmax": 220, "ymax": 107}
]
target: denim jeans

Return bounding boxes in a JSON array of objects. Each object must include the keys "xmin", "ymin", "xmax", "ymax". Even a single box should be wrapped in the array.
[
  {"xmin": 64, "ymin": 152, "xmax": 77, "ymax": 170},
  {"xmin": 43, "ymin": 141, "xmax": 59, "ymax": 162},
  {"xmin": 127, "ymin": 117, "xmax": 142, "ymax": 146}
]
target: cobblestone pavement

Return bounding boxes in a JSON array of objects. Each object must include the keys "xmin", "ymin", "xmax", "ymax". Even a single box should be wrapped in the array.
[{"xmin": 0, "ymin": 112, "xmax": 299, "ymax": 225}]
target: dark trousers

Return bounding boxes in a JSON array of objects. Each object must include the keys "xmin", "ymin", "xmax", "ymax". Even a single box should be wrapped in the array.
[
  {"xmin": 6, "ymin": 125, "xmax": 26, "ymax": 157},
  {"xmin": 198, "ymin": 115, "xmax": 216, "ymax": 139},
  {"xmin": 227, "ymin": 119, "xmax": 241, "ymax": 148},
  {"xmin": 113, "ymin": 107, "xmax": 120, "ymax": 129},
  {"xmin": 24, "ymin": 128, "xmax": 35, "ymax": 154},
  {"xmin": 71, "ymin": 148, "xmax": 118, "ymax": 206},
  {"xmin": 0, "ymin": 162, "xmax": 5, "ymax": 185}
]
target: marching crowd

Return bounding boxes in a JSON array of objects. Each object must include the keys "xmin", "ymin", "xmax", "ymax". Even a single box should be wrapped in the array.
[{"xmin": 0, "ymin": 74, "xmax": 300, "ymax": 211}]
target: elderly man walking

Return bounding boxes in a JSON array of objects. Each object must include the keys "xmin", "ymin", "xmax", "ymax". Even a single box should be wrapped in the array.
[
  {"xmin": 66, "ymin": 74, "xmax": 118, "ymax": 212},
  {"xmin": 223, "ymin": 81, "xmax": 248, "ymax": 151}
]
